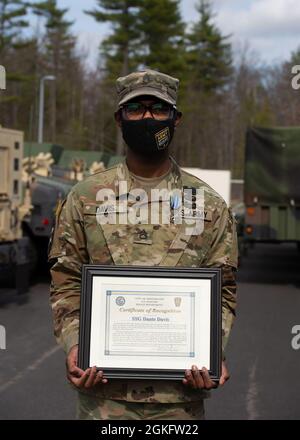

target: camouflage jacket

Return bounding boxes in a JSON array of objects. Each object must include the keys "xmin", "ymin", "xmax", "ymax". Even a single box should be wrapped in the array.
[{"xmin": 49, "ymin": 157, "xmax": 238, "ymax": 403}]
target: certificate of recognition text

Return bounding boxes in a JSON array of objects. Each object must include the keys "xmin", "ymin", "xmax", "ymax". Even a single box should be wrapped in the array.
[
  {"xmin": 89, "ymin": 276, "xmax": 211, "ymax": 371},
  {"xmin": 104, "ymin": 290, "xmax": 195, "ymax": 357}
]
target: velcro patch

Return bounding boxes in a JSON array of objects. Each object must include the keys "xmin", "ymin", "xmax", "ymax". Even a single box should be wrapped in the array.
[
  {"xmin": 96, "ymin": 204, "xmax": 127, "ymax": 215},
  {"xmin": 155, "ymin": 127, "xmax": 170, "ymax": 150},
  {"xmin": 182, "ymin": 208, "xmax": 213, "ymax": 221},
  {"xmin": 133, "ymin": 228, "xmax": 153, "ymax": 245}
]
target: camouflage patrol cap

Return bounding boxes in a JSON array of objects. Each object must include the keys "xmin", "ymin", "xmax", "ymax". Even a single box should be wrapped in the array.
[{"xmin": 116, "ymin": 69, "xmax": 179, "ymax": 107}]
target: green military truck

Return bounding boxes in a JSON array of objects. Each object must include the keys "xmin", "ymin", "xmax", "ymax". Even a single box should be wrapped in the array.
[{"xmin": 244, "ymin": 127, "xmax": 300, "ymax": 248}]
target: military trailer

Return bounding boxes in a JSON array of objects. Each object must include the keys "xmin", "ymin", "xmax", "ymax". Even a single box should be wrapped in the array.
[
  {"xmin": 0, "ymin": 126, "xmax": 32, "ymax": 292},
  {"xmin": 244, "ymin": 127, "xmax": 300, "ymax": 248}
]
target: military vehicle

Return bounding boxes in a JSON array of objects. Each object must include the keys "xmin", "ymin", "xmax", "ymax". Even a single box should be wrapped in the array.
[
  {"xmin": 0, "ymin": 126, "xmax": 32, "ymax": 293},
  {"xmin": 21, "ymin": 151, "xmax": 124, "ymax": 266},
  {"xmin": 243, "ymin": 127, "xmax": 300, "ymax": 248},
  {"xmin": 22, "ymin": 176, "xmax": 74, "ymax": 264},
  {"xmin": 22, "ymin": 152, "xmax": 123, "ymax": 244}
]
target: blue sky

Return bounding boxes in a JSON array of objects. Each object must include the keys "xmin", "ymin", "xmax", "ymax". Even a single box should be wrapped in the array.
[{"xmin": 33, "ymin": 0, "xmax": 300, "ymax": 67}]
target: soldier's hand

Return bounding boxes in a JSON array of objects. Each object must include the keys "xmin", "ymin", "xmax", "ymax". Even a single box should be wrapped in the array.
[
  {"xmin": 219, "ymin": 361, "xmax": 230, "ymax": 386},
  {"xmin": 66, "ymin": 345, "xmax": 108, "ymax": 389},
  {"xmin": 182, "ymin": 362, "xmax": 229, "ymax": 390}
]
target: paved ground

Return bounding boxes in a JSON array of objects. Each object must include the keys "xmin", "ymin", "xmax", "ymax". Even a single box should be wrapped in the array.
[{"xmin": 0, "ymin": 243, "xmax": 299, "ymax": 420}]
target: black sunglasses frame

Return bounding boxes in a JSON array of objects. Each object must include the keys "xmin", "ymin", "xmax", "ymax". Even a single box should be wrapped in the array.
[{"xmin": 119, "ymin": 102, "xmax": 177, "ymax": 121}]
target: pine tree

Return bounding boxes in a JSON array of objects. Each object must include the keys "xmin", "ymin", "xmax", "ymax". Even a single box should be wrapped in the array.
[
  {"xmin": 86, "ymin": 1, "xmax": 144, "ymax": 154},
  {"xmin": 0, "ymin": 0, "xmax": 34, "ymax": 128},
  {"xmin": 186, "ymin": 0, "xmax": 232, "ymax": 93},
  {"xmin": 0, "ymin": 0, "xmax": 28, "ymax": 55},
  {"xmin": 32, "ymin": 0, "xmax": 76, "ymax": 74},
  {"xmin": 137, "ymin": 0, "xmax": 186, "ymax": 79},
  {"xmin": 174, "ymin": 1, "xmax": 234, "ymax": 167},
  {"xmin": 32, "ymin": 0, "xmax": 83, "ymax": 144},
  {"xmin": 85, "ymin": 0, "xmax": 142, "ymax": 78}
]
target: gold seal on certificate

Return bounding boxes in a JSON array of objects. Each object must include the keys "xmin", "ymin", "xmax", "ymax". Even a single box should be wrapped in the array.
[{"xmin": 78, "ymin": 266, "xmax": 222, "ymax": 380}]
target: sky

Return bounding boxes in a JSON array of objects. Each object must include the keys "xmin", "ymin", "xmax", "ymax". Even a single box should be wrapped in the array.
[{"xmin": 37, "ymin": 0, "xmax": 300, "ymax": 68}]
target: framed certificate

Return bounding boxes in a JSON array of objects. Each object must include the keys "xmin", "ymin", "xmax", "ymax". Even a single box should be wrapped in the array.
[{"xmin": 78, "ymin": 265, "xmax": 222, "ymax": 381}]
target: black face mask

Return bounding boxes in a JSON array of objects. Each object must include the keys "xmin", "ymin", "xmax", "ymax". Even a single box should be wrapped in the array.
[{"xmin": 121, "ymin": 117, "xmax": 175, "ymax": 157}]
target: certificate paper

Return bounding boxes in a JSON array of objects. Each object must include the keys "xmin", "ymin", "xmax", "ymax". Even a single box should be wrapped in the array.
[
  {"xmin": 79, "ymin": 265, "xmax": 222, "ymax": 380},
  {"xmin": 89, "ymin": 276, "xmax": 211, "ymax": 371},
  {"xmin": 104, "ymin": 289, "xmax": 195, "ymax": 357}
]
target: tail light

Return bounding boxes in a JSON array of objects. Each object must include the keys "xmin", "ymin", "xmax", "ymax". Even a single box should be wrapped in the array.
[
  {"xmin": 246, "ymin": 225, "xmax": 253, "ymax": 235},
  {"xmin": 247, "ymin": 207, "xmax": 255, "ymax": 216}
]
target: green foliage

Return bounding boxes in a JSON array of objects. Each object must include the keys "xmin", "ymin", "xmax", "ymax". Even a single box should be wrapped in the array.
[
  {"xmin": 0, "ymin": 1, "xmax": 35, "ymax": 129},
  {"xmin": 186, "ymin": 0, "xmax": 232, "ymax": 93},
  {"xmin": 0, "ymin": 0, "xmax": 28, "ymax": 54},
  {"xmin": 0, "ymin": 0, "xmax": 296, "ymax": 178},
  {"xmin": 86, "ymin": 0, "xmax": 186, "ymax": 80},
  {"xmin": 32, "ymin": 0, "xmax": 76, "ymax": 71},
  {"xmin": 85, "ymin": 0, "xmax": 142, "ymax": 78},
  {"xmin": 137, "ymin": 0, "xmax": 186, "ymax": 79},
  {"xmin": 29, "ymin": 1, "xmax": 83, "ymax": 144},
  {"xmin": 289, "ymin": 46, "xmax": 300, "ymax": 65}
]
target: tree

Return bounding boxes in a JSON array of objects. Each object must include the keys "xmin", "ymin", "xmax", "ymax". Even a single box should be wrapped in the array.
[
  {"xmin": 86, "ymin": 1, "xmax": 144, "ymax": 154},
  {"xmin": 0, "ymin": 1, "xmax": 34, "ymax": 128},
  {"xmin": 32, "ymin": 0, "xmax": 76, "ymax": 72},
  {"xmin": 85, "ymin": 0, "xmax": 142, "ymax": 78},
  {"xmin": 32, "ymin": 0, "xmax": 83, "ymax": 144},
  {"xmin": 186, "ymin": 0, "xmax": 232, "ymax": 93},
  {"xmin": 137, "ymin": 0, "xmax": 186, "ymax": 78},
  {"xmin": 0, "ymin": 0, "xmax": 28, "ymax": 56},
  {"xmin": 173, "ymin": 1, "xmax": 234, "ymax": 168},
  {"xmin": 267, "ymin": 47, "xmax": 300, "ymax": 126}
]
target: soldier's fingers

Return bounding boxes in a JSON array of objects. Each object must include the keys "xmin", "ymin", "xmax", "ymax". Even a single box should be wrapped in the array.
[
  {"xmin": 220, "ymin": 361, "xmax": 230, "ymax": 386},
  {"xmin": 94, "ymin": 371, "xmax": 108, "ymax": 386},
  {"xmin": 67, "ymin": 369, "xmax": 88, "ymax": 388},
  {"xmin": 201, "ymin": 367, "xmax": 216, "ymax": 389},
  {"xmin": 184, "ymin": 369, "xmax": 196, "ymax": 388},
  {"xmin": 98, "ymin": 370, "xmax": 108, "ymax": 384},
  {"xmin": 68, "ymin": 364, "xmax": 84, "ymax": 377},
  {"xmin": 191, "ymin": 365, "xmax": 204, "ymax": 389},
  {"xmin": 188, "ymin": 369, "xmax": 198, "ymax": 389},
  {"xmin": 84, "ymin": 366, "xmax": 97, "ymax": 388},
  {"xmin": 182, "ymin": 375, "xmax": 191, "ymax": 386},
  {"xmin": 67, "ymin": 371, "xmax": 82, "ymax": 384},
  {"xmin": 93, "ymin": 371, "xmax": 103, "ymax": 386},
  {"xmin": 74, "ymin": 369, "xmax": 91, "ymax": 389},
  {"xmin": 220, "ymin": 371, "xmax": 230, "ymax": 386},
  {"xmin": 90, "ymin": 369, "xmax": 104, "ymax": 387}
]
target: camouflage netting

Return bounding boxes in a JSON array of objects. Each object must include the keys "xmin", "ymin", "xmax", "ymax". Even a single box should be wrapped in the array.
[{"xmin": 245, "ymin": 127, "xmax": 300, "ymax": 204}]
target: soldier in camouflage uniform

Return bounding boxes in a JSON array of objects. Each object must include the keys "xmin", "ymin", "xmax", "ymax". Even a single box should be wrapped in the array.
[{"xmin": 48, "ymin": 69, "xmax": 238, "ymax": 420}]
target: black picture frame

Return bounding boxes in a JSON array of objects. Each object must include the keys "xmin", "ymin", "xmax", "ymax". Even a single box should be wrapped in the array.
[{"xmin": 78, "ymin": 265, "xmax": 222, "ymax": 381}]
